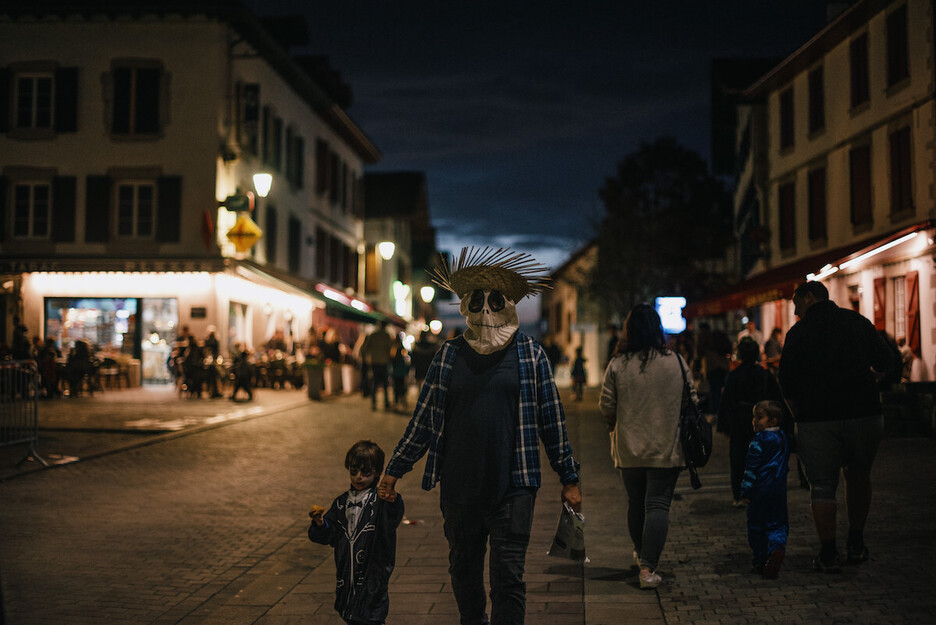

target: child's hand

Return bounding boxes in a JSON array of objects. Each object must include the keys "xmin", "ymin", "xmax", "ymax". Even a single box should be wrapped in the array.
[{"xmin": 309, "ymin": 504, "xmax": 326, "ymax": 526}]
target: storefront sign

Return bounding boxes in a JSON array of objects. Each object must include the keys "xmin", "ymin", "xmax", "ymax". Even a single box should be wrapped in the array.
[{"xmin": 0, "ymin": 259, "xmax": 224, "ymax": 273}]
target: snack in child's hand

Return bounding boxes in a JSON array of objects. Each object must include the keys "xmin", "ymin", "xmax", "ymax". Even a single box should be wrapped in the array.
[{"xmin": 309, "ymin": 504, "xmax": 326, "ymax": 519}]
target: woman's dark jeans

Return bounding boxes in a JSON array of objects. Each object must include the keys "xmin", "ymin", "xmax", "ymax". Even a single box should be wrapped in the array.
[
  {"xmin": 620, "ymin": 467, "xmax": 679, "ymax": 571},
  {"xmin": 441, "ymin": 490, "xmax": 535, "ymax": 625}
]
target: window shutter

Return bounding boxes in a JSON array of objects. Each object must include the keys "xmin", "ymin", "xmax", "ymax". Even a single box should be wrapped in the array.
[
  {"xmin": 54, "ymin": 67, "xmax": 79, "ymax": 132},
  {"xmin": 85, "ymin": 175, "xmax": 111, "ymax": 242},
  {"xmin": 51, "ymin": 176, "xmax": 77, "ymax": 242},
  {"xmin": 0, "ymin": 69, "xmax": 10, "ymax": 133},
  {"xmin": 873, "ymin": 277, "xmax": 886, "ymax": 331},
  {"xmin": 907, "ymin": 271, "xmax": 921, "ymax": 358},
  {"xmin": 0, "ymin": 176, "xmax": 7, "ymax": 240},
  {"xmin": 156, "ymin": 176, "xmax": 182, "ymax": 242}
]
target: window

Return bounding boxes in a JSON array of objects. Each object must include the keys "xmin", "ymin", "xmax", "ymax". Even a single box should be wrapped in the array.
[
  {"xmin": 886, "ymin": 5, "xmax": 909, "ymax": 87},
  {"xmin": 807, "ymin": 167, "xmax": 827, "ymax": 241},
  {"xmin": 262, "ymin": 108, "xmax": 282, "ymax": 170},
  {"xmin": 779, "ymin": 87, "xmax": 794, "ymax": 150},
  {"xmin": 315, "ymin": 227, "xmax": 328, "ymax": 279},
  {"xmin": 315, "ymin": 139, "xmax": 330, "ymax": 196},
  {"xmin": 237, "ymin": 83, "xmax": 260, "ymax": 155},
  {"xmin": 893, "ymin": 275, "xmax": 906, "ymax": 340},
  {"xmin": 112, "ymin": 65, "xmax": 162, "ymax": 135},
  {"xmin": 329, "ymin": 152, "xmax": 340, "ymax": 204},
  {"xmin": 12, "ymin": 182, "xmax": 50, "ymax": 238},
  {"xmin": 889, "ymin": 126, "xmax": 912, "ymax": 215},
  {"xmin": 285, "ymin": 130, "xmax": 304, "ymax": 189},
  {"xmin": 15, "ymin": 74, "xmax": 53, "ymax": 130},
  {"xmin": 365, "ymin": 245, "xmax": 378, "ymax": 293},
  {"xmin": 116, "ymin": 182, "xmax": 155, "ymax": 238},
  {"xmin": 288, "ymin": 216, "xmax": 301, "ymax": 273},
  {"xmin": 808, "ymin": 66, "xmax": 824, "ymax": 134},
  {"xmin": 849, "ymin": 144, "xmax": 873, "ymax": 226},
  {"xmin": 329, "ymin": 235, "xmax": 341, "ymax": 283},
  {"xmin": 265, "ymin": 205, "xmax": 278, "ymax": 264},
  {"xmin": 778, "ymin": 181, "xmax": 795, "ymax": 251},
  {"xmin": 850, "ymin": 33, "xmax": 870, "ymax": 108}
]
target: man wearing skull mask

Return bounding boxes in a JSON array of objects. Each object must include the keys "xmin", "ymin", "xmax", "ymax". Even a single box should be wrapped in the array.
[{"xmin": 379, "ymin": 247, "xmax": 581, "ymax": 625}]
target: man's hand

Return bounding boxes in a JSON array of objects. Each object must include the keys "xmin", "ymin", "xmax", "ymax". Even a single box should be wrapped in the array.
[
  {"xmin": 378, "ymin": 474, "xmax": 398, "ymax": 502},
  {"xmin": 561, "ymin": 482, "xmax": 582, "ymax": 513}
]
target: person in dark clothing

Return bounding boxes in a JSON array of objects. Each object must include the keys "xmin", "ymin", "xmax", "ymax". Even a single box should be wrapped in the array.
[
  {"xmin": 37, "ymin": 338, "xmax": 61, "ymax": 398},
  {"xmin": 229, "ymin": 347, "xmax": 253, "ymax": 401},
  {"xmin": 718, "ymin": 337, "xmax": 792, "ymax": 507},
  {"xmin": 570, "ymin": 346, "xmax": 587, "ymax": 401},
  {"xmin": 409, "ymin": 330, "xmax": 437, "ymax": 391},
  {"xmin": 779, "ymin": 281, "xmax": 894, "ymax": 573},
  {"xmin": 379, "ymin": 247, "xmax": 581, "ymax": 625},
  {"xmin": 309, "ymin": 441, "xmax": 404, "ymax": 625},
  {"xmin": 705, "ymin": 330, "xmax": 732, "ymax": 414},
  {"xmin": 65, "ymin": 340, "xmax": 94, "ymax": 397}
]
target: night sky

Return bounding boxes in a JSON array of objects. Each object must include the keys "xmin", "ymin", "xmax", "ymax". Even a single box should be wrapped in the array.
[{"xmin": 244, "ymin": 0, "xmax": 831, "ymax": 323}]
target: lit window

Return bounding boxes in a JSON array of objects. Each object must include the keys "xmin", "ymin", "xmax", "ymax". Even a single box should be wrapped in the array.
[
  {"xmin": 116, "ymin": 183, "xmax": 155, "ymax": 238},
  {"xmin": 893, "ymin": 276, "xmax": 906, "ymax": 340},
  {"xmin": 12, "ymin": 182, "xmax": 50, "ymax": 238}
]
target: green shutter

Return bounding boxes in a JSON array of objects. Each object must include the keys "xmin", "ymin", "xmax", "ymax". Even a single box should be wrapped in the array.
[
  {"xmin": 156, "ymin": 176, "xmax": 182, "ymax": 242},
  {"xmin": 85, "ymin": 175, "xmax": 111, "ymax": 242},
  {"xmin": 51, "ymin": 176, "xmax": 77, "ymax": 241}
]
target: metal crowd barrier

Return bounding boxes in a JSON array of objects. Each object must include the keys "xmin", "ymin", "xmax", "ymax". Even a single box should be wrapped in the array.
[{"xmin": 0, "ymin": 360, "xmax": 48, "ymax": 467}]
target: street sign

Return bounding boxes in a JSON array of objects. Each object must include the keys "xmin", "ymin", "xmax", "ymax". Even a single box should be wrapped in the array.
[
  {"xmin": 226, "ymin": 214, "xmax": 262, "ymax": 252},
  {"xmin": 222, "ymin": 193, "xmax": 253, "ymax": 212}
]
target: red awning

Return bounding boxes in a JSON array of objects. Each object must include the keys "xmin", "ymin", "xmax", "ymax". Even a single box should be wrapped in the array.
[{"xmin": 684, "ymin": 221, "xmax": 934, "ymax": 318}]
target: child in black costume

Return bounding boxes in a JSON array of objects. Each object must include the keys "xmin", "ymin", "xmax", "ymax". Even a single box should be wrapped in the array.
[{"xmin": 309, "ymin": 441, "xmax": 405, "ymax": 625}]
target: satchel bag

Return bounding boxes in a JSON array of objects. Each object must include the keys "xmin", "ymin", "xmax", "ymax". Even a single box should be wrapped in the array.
[
  {"xmin": 547, "ymin": 503, "xmax": 587, "ymax": 562},
  {"xmin": 677, "ymin": 354, "xmax": 712, "ymax": 489}
]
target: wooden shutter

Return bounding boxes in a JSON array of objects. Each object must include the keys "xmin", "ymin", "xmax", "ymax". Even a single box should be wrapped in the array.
[
  {"xmin": 51, "ymin": 176, "xmax": 77, "ymax": 242},
  {"xmin": 873, "ymin": 277, "xmax": 886, "ymax": 331},
  {"xmin": 265, "ymin": 205, "xmax": 277, "ymax": 264},
  {"xmin": 906, "ymin": 270, "xmax": 921, "ymax": 358},
  {"xmin": 0, "ymin": 176, "xmax": 7, "ymax": 240},
  {"xmin": 85, "ymin": 175, "xmax": 111, "ymax": 242},
  {"xmin": 0, "ymin": 68, "xmax": 11, "ymax": 133},
  {"xmin": 156, "ymin": 176, "xmax": 182, "ymax": 243},
  {"xmin": 54, "ymin": 67, "xmax": 79, "ymax": 132}
]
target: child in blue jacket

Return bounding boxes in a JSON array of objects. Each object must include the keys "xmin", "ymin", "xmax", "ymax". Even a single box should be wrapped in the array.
[
  {"xmin": 309, "ymin": 441, "xmax": 405, "ymax": 625},
  {"xmin": 741, "ymin": 400, "xmax": 790, "ymax": 579}
]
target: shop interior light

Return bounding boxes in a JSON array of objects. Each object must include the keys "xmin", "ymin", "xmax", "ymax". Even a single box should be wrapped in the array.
[
  {"xmin": 378, "ymin": 241, "xmax": 396, "ymax": 260},
  {"xmin": 253, "ymin": 173, "xmax": 273, "ymax": 198},
  {"xmin": 807, "ymin": 264, "xmax": 839, "ymax": 282},
  {"xmin": 429, "ymin": 319, "xmax": 443, "ymax": 335},
  {"xmin": 839, "ymin": 232, "xmax": 919, "ymax": 270}
]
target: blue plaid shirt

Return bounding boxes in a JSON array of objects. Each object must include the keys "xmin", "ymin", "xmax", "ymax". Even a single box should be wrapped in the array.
[{"xmin": 385, "ymin": 333, "xmax": 580, "ymax": 490}]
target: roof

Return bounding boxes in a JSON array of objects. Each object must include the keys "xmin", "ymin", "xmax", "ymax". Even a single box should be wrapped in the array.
[
  {"xmin": 363, "ymin": 172, "xmax": 429, "ymax": 220},
  {"xmin": 1, "ymin": 0, "xmax": 381, "ymax": 163},
  {"xmin": 744, "ymin": 0, "xmax": 892, "ymax": 98}
]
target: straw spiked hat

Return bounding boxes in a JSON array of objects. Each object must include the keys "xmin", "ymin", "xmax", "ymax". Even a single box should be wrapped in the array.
[{"xmin": 429, "ymin": 246, "xmax": 552, "ymax": 302}]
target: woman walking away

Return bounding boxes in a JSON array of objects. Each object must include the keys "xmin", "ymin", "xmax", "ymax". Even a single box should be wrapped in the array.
[{"xmin": 599, "ymin": 303, "xmax": 696, "ymax": 589}]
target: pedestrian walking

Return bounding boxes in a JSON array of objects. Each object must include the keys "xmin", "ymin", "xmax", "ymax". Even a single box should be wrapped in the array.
[
  {"xmin": 779, "ymin": 281, "xmax": 894, "ymax": 572},
  {"xmin": 389, "ymin": 337, "xmax": 410, "ymax": 409},
  {"xmin": 570, "ymin": 346, "xmax": 587, "ymax": 401},
  {"xmin": 740, "ymin": 400, "xmax": 790, "ymax": 579},
  {"xmin": 229, "ymin": 346, "xmax": 253, "ymax": 401},
  {"xmin": 378, "ymin": 247, "xmax": 581, "ymax": 625},
  {"xmin": 598, "ymin": 303, "xmax": 693, "ymax": 589},
  {"xmin": 309, "ymin": 441, "xmax": 404, "ymax": 625},
  {"xmin": 361, "ymin": 322, "xmax": 392, "ymax": 410}
]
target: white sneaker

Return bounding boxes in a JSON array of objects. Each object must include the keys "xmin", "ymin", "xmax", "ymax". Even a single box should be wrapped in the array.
[{"xmin": 639, "ymin": 568, "xmax": 662, "ymax": 589}]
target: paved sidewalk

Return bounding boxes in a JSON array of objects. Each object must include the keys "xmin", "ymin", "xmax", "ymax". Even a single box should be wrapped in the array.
[{"xmin": 2, "ymin": 385, "xmax": 935, "ymax": 624}]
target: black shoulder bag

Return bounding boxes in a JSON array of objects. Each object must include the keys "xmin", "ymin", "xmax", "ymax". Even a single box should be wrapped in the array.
[{"xmin": 677, "ymin": 354, "xmax": 712, "ymax": 489}]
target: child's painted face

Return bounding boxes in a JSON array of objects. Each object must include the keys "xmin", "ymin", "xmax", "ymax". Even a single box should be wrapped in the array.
[
  {"xmin": 752, "ymin": 412, "xmax": 775, "ymax": 433},
  {"xmin": 349, "ymin": 466, "xmax": 376, "ymax": 490}
]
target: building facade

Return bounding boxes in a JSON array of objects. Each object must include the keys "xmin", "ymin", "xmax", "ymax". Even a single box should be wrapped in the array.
[
  {"xmin": 0, "ymin": 2, "xmax": 384, "ymax": 380},
  {"xmin": 688, "ymin": 0, "xmax": 935, "ymax": 382}
]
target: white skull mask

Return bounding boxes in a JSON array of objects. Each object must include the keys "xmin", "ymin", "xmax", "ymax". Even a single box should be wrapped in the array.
[{"xmin": 460, "ymin": 289, "xmax": 519, "ymax": 354}]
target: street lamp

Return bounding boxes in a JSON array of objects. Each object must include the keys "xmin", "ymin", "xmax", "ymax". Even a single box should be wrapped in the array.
[
  {"xmin": 420, "ymin": 285, "xmax": 435, "ymax": 303},
  {"xmin": 253, "ymin": 172, "xmax": 272, "ymax": 198},
  {"xmin": 378, "ymin": 241, "xmax": 395, "ymax": 261}
]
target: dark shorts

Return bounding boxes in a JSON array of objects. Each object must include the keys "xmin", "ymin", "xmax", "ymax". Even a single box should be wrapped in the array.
[{"xmin": 796, "ymin": 414, "xmax": 883, "ymax": 502}]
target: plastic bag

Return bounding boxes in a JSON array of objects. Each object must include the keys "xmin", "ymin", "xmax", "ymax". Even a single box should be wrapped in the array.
[{"xmin": 547, "ymin": 503, "xmax": 587, "ymax": 562}]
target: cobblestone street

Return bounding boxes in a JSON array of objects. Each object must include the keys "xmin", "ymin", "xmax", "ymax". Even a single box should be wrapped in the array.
[{"xmin": 1, "ymin": 385, "xmax": 934, "ymax": 624}]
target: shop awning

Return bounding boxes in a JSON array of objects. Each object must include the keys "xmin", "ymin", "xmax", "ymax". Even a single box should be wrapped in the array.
[
  {"xmin": 323, "ymin": 300, "xmax": 383, "ymax": 325},
  {"xmin": 685, "ymin": 221, "xmax": 934, "ymax": 318}
]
